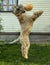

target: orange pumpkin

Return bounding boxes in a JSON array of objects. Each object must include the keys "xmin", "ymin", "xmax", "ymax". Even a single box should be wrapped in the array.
[{"xmin": 25, "ymin": 4, "xmax": 33, "ymax": 11}]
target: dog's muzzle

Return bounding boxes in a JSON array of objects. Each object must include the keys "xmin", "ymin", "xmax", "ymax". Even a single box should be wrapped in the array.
[{"xmin": 22, "ymin": 10, "xmax": 25, "ymax": 13}]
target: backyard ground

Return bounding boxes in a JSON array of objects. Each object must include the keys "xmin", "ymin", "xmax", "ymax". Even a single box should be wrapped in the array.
[{"xmin": 0, "ymin": 42, "xmax": 50, "ymax": 65}]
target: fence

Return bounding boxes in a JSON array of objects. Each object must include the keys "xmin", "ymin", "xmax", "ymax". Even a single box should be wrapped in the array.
[{"xmin": 0, "ymin": 32, "xmax": 50, "ymax": 43}]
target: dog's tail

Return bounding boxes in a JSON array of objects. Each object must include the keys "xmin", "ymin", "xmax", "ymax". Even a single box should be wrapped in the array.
[{"xmin": 9, "ymin": 36, "xmax": 20, "ymax": 44}]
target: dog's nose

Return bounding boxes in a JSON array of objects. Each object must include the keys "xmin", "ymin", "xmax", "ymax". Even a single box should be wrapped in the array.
[
  {"xmin": 22, "ymin": 10, "xmax": 25, "ymax": 13},
  {"xmin": 17, "ymin": 8, "xmax": 20, "ymax": 11}
]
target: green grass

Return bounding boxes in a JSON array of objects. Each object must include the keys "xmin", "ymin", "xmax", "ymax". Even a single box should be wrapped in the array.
[{"xmin": 0, "ymin": 42, "xmax": 50, "ymax": 65}]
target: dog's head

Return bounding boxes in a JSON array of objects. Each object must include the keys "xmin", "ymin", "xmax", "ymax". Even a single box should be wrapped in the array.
[{"xmin": 13, "ymin": 5, "xmax": 26, "ymax": 16}]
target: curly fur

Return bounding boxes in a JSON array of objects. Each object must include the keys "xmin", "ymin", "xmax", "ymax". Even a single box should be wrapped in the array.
[{"xmin": 10, "ymin": 5, "xmax": 43, "ymax": 59}]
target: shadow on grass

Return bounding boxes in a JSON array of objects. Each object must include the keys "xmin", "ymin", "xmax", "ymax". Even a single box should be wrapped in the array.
[{"xmin": 0, "ymin": 42, "xmax": 50, "ymax": 65}]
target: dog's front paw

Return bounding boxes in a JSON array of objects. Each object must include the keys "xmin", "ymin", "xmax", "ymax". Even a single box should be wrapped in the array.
[{"xmin": 34, "ymin": 10, "xmax": 43, "ymax": 17}]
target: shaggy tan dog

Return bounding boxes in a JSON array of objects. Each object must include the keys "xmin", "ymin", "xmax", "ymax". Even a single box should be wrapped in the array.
[{"xmin": 10, "ymin": 5, "xmax": 43, "ymax": 59}]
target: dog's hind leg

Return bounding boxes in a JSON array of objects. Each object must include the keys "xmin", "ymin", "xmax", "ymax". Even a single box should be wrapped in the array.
[{"xmin": 21, "ymin": 34, "xmax": 30, "ymax": 59}]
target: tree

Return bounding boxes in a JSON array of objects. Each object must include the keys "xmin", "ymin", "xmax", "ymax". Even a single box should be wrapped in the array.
[
  {"xmin": 0, "ymin": 0, "xmax": 3, "ymax": 11},
  {"xmin": 0, "ymin": 17, "xmax": 3, "ymax": 32}
]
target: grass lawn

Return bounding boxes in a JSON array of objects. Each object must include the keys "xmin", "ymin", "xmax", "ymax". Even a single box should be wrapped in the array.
[{"xmin": 0, "ymin": 42, "xmax": 50, "ymax": 65}]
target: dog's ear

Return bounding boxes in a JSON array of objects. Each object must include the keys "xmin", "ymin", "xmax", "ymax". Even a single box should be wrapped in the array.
[{"xmin": 13, "ymin": 5, "xmax": 16, "ymax": 8}]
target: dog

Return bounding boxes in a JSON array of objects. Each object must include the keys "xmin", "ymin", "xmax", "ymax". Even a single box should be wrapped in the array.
[{"xmin": 10, "ymin": 5, "xmax": 43, "ymax": 59}]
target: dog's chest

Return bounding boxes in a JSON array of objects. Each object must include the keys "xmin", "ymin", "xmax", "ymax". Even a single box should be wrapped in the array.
[
  {"xmin": 19, "ymin": 15, "xmax": 31, "ymax": 23},
  {"xmin": 19, "ymin": 15, "xmax": 33, "ymax": 32}
]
